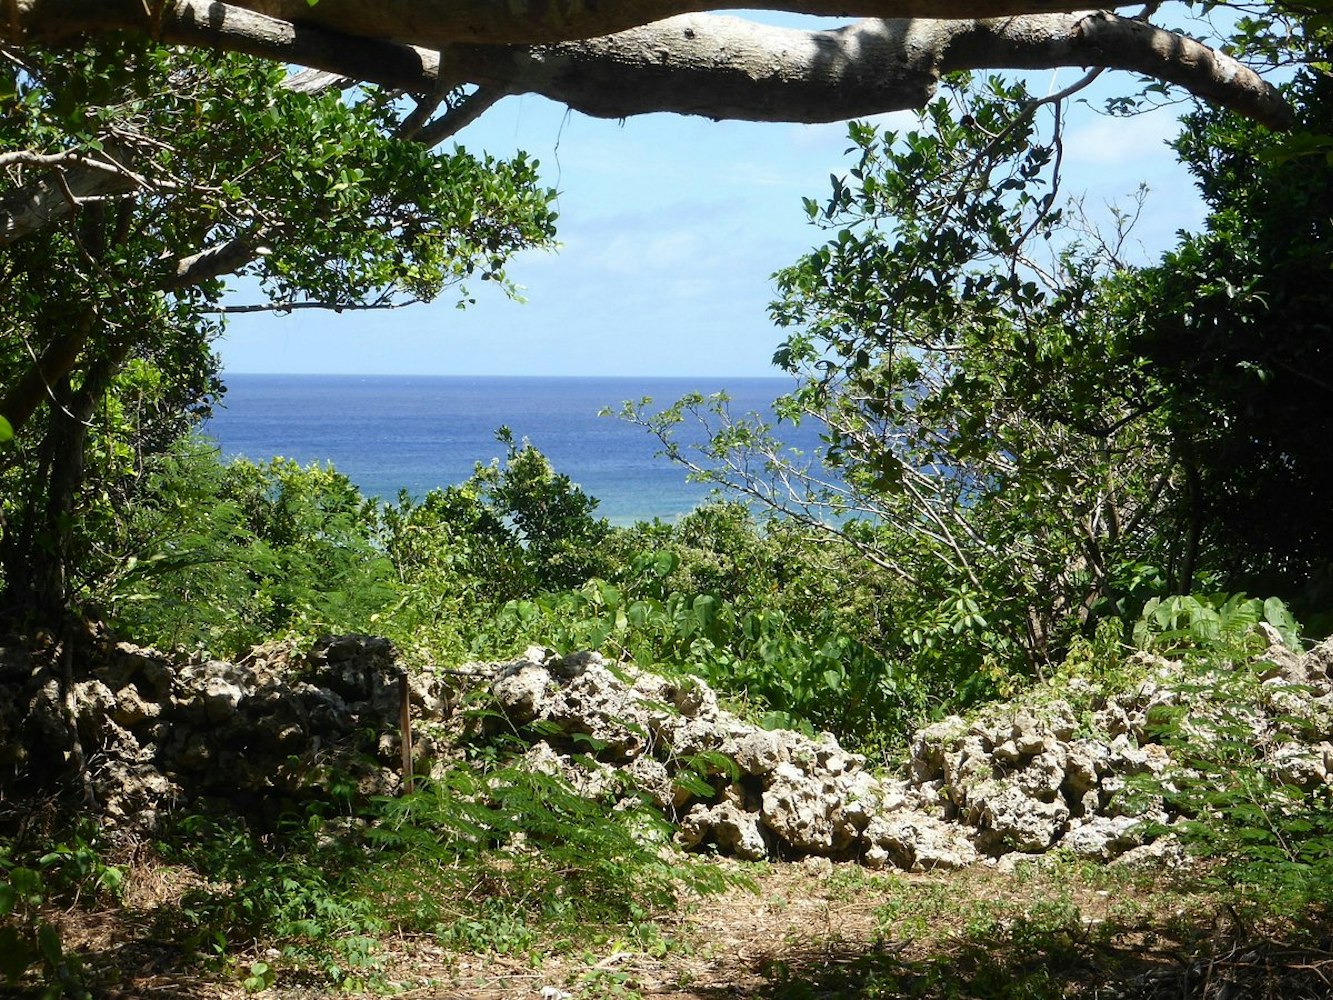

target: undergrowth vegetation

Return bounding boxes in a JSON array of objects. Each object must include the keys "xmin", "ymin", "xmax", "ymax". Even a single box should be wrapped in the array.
[
  {"xmin": 101, "ymin": 434, "xmax": 937, "ymax": 756},
  {"xmin": 150, "ymin": 765, "xmax": 738, "ymax": 990}
]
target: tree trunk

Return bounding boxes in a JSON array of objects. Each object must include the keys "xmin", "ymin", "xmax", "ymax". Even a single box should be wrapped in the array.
[
  {"xmin": 0, "ymin": 311, "xmax": 127, "ymax": 625},
  {"xmin": 1177, "ymin": 458, "xmax": 1203, "ymax": 595}
]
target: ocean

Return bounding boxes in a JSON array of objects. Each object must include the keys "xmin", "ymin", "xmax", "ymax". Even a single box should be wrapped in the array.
[{"xmin": 202, "ymin": 374, "xmax": 825, "ymax": 524}]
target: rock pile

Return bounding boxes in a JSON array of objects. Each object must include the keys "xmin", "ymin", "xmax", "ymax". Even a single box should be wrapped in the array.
[
  {"xmin": 3, "ymin": 626, "xmax": 1332, "ymax": 872},
  {"xmin": 488, "ymin": 634, "xmax": 1333, "ymax": 870},
  {"xmin": 0, "ymin": 631, "xmax": 425, "ymax": 830}
]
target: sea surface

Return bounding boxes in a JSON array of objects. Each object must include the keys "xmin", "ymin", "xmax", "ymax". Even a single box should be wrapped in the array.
[{"xmin": 202, "ymin": 374, "xmax": 824, "ymax": 524}]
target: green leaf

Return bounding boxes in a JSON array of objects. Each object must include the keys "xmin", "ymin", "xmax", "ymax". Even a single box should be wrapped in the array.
[
  {"xmin": 37, "ymin": 922, "xmax": 63, "ymax": 966},
  {"xmin": 1264, "ymin": 597, "xmax": 1292, "ymax": 630},
  {"xmin": 0, "ymin": 415, "xmax": 12, "ymax": 444},
  {"xmin": 0, "ymin": 927, "xmax": 33, "ymax": 983},
  {"xmin": 651, "ymin": 550, "xmax": 680, "ymax": 578}
]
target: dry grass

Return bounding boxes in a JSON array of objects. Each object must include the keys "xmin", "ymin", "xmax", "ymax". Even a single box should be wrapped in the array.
[{"xmin": 14, "ymin": 852, "xmax": 1333, "ymax": 1000}]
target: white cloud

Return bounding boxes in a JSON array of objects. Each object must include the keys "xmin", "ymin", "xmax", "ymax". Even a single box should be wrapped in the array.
[{"xmin": 1063, "ymin": 107, "xmax": 1182, "ymax": 169}]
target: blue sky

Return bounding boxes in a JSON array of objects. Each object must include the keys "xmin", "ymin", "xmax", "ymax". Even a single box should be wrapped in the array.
[{"xmin": 217, "ymin": 59, "xmax": 1206, "ymax": 378}]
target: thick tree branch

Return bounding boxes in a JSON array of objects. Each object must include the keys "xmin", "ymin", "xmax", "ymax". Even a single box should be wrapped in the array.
[
  {"xmin": 7, "ymin": 0, "xmax": 1146, "ymax": 47},
  {"xmin": 162, "ymin": 229, "xmax": 265, "ymax": 290},
  {"xmin": 0, "ymin": 1, "xmax": 1291, "ymax": 130},
  {"xmin": 0, "ymin": 4, "xmax": 1293, "ymax": 248},
  {"xmin": 447, "ymin": 13, "xmax": 1292, "ymax": 129},
  {"xmin": 0, "ymin": 144, "xmax": 158, "ymax": 244},
  {"xmin": 937, "ymin": 13, "xmax": 1293, "ymax": 129},
  {"xmin": 0, "ymin": 311, "xmax": 95, "ymax": 434}
]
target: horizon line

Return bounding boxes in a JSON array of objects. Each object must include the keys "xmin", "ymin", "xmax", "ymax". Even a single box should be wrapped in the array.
[{"xmin": 220, "ymin": 370, "xmax": 792, "ymax": 379}]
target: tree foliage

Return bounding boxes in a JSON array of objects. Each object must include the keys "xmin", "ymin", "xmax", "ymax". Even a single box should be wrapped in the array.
[
  {"xmin": 627, "ymin": 75, "xmax": 1178, "ymax": 686},
  {"xmin": 0, "ymin": 43, "xmax": 556, "ymax": 623},
  {"xmin": 1127, "ymin": 61, "xmax": 1333, "ymax": 605}
]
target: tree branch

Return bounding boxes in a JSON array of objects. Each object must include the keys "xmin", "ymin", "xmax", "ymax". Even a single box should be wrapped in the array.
[
  {"xmin": 0, "ymin": 309, "xmax": 95, "ymax": 434},
  {"xmin": 0, "ymin": 145, "xmax": 157, "ymax": 244},
  {"xmin": 0, "ymin": 2, "xmax": 1293, "ymax": 131},
  {"xmin": 457, "ymin": 13, "xmax": 1291, "ymax": 129},
  {"xmin": 205, "ymin": 298, "xmax": 417, "ymax": 313},
  {"xmin": 416, "ymin": 87, "xmax": 510, "ymax": 146},
  {"xmin": 162, "ymin": 229, "xmax": 265, "ymax": 290},
  {"xmin": 0, "ymin": 5, "xmax": 1294, "ymax": 249},
  {"xmin": 937, "ymin": 12, "xmax": 1293, "ymax": 129},
  {"xmin": 5, "ymin": 0, "xmax": 1150, "ymax": 48}
]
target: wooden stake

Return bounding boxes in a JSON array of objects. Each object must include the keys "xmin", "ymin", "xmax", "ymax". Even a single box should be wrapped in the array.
[{"xmin": 398, "ymin": 672, "xmax": 414, "ymax": 794}]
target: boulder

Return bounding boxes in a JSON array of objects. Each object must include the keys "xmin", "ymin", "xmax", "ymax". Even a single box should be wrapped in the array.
[
  {"xmin": 1062, "ymin": 815, "xmax": 1143, "ymax": 861},
  {"xmin": 863, "ymin": 811, "xmax": 977, "ymax": 871}
]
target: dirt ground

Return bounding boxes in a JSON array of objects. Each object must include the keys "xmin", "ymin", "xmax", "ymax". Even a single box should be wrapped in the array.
[{"xmin": 33, "ymin": 854, "xmax": 1333, "ymax": 1000}]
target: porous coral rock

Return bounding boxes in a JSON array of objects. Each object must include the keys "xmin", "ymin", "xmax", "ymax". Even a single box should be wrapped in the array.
[
  {"xmin": 1062, "ymin": 815, "xmax": 1143, "ymax": 860},
  {"xmin": 966, "ymin": 781, "xmax": 1070, "ymax": 853},
  {"xmin": 704, "ymin": 798, "xmax": 772, "ymax": 861},
  {"xmin": 625, "ymin": 755, "xmax": 683, "ymax": 810},
  {"xmin": 863, "ymin": 811, "xmax": 977, "ymax": 871},
  {"xmin": 111, "ymin": 684, "xmax": 159, "ymax": 727},
  {"xmin": 11, "ymin": 623, "xmax": 1333, "ymax": 876},
  {"xmin": 1270, "ymin": 741, "xmax": 1331, "ymax": 788},
  {"xmin": 1014, "ymin": 748, "xmax": 1067, "ymax": 799},
  {"xmin": 1061, "ymin": 740, "xmax": 1107, "ymax": 799},
  {"xmin": 760, "ymin": 761, "xmax": 857, "ymax": 854},
  {"xmin": 1303, "ymin": 638, "xmax": 1333, "ymax": 680},
  {"xmin": 491, "ymin": 659, "xmax": 553, "ymax": 725},
  {"xmin": 730, "ymin": 729, "xmax": 789, "ymax": 776}
]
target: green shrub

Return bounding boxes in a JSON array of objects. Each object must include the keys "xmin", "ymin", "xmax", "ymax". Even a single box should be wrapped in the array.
[
  {"xmin": 105, "ymin": 440, "xmax": 394, "ymax": 656},
  {"xmin": 0, "ymin": 823, "xmax": 122, "ymax": 999},
  {"xmin": 482, "ymin": 563, "xmax": 930, "ymax": 756},
  {"xmin": 1129, "ymin": 595, "xmax": 1333, "ymax": 918},
  {"xmin": 1132, "ymin": 592, "xmax": 1301, "ymax": 660},
  {"xmin": 159, "ymin": 761, "xmax": 737, "ymax": 986}
]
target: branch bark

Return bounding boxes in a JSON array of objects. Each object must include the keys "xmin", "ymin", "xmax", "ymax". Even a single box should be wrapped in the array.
[
  {"xmin": 0, "ymin": 153, "xmax": 146, "ymax": 244},
  {"xmin": 0, "ymin": 1, "xmax": 1292, "ymax": 131},
  {"xmin": 0, "ymin": 314, "xmax": 93, "ymax": 433},
  {"xmin": 0, "ymin": 4, "xmax": 1293, "ymax": 249},
  {"xmin": 446, "ymin": 14, "xmax": 1291, "ymax": 129},
  {"xmin": 6, "ymin": 0, "xmax": 1148, "ymax": 47}
]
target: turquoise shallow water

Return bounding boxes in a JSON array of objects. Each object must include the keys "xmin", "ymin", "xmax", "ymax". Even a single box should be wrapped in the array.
[{"xmin": 202, "ymin": 374, "xmax": 824, "ymax": 524}]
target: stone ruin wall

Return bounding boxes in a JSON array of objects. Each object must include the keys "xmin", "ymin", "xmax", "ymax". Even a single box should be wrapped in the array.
[{"xmin": 3, "ymin": 626, "xmax": 1333, "ymax": 873}]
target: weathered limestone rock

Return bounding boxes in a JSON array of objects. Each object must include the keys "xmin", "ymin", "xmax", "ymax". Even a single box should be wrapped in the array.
[
  {"xmin": 863, "ymin": 811, "xmax": 977, "ymax": 871},
  {"xmin": 491, "ymin": 660, "xmax": 553, "ymax": 725},
  {"xmin": 732, "ymin": 730, "xmax": 789, "ymax": 776},
  {"xmin": 1271, "ymin": 742, "xmax": 1330, "ymax": 788},
  {"xmin": 5, "ymin": 620, "xmax": 1331, "ymax": 877},
  {"xmin": 112, "ymin": 684, "xmax": 160, "ymax": 728},
  {"xmin": 1062, "ymin": 740, "xmax": 1106, "ymax": 803},
  {"xmin": 703, "ymin": 797, "xmax": 772, "ymax": 861},
  {"xmin": 1063, "ymin": 815, "xmax": 1143, "ymax": 861},
  {"xmin": 966, "ymin": 781, "xmax": 1070, "ymax": 853},
  {"xmin": 760, "ymin": 762, "xmax": 857, "ymax": 854},
  {"xmin": 1303, "ymin": 638, "xmax": 1333, "ymax": 681},
  {"xmin": 1258, "ymin": 624, "xmax": 1309, "ymax": 682}
]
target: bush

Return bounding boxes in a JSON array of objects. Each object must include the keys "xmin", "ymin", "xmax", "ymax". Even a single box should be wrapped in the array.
[
  {"xmin": 158, "ymin": 762, "xmax": 737, "ymax": 986},
  {"xmin": 104, "ymin": 440, "xmax": 393, "ymax": 656},
  {"xmin": 1129, "ymin": 595, "xmax": 1333, "ymax": 918}
]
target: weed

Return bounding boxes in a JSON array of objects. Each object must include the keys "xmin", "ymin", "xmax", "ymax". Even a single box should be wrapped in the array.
[{"xmin": 149, "ymin": 758, "xmax": 740, "ymax": 989}]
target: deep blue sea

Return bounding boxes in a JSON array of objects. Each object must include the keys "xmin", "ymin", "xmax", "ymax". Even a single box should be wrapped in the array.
[{"xmin": 202, "ymin": 374, "xmax": 822, "ymax": 524}]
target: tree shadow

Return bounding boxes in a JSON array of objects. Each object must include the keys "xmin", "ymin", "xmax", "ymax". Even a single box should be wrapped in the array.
[{"xmin": 725, "ymin": 914, "xmax": 1333, "ymax": 1000}]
